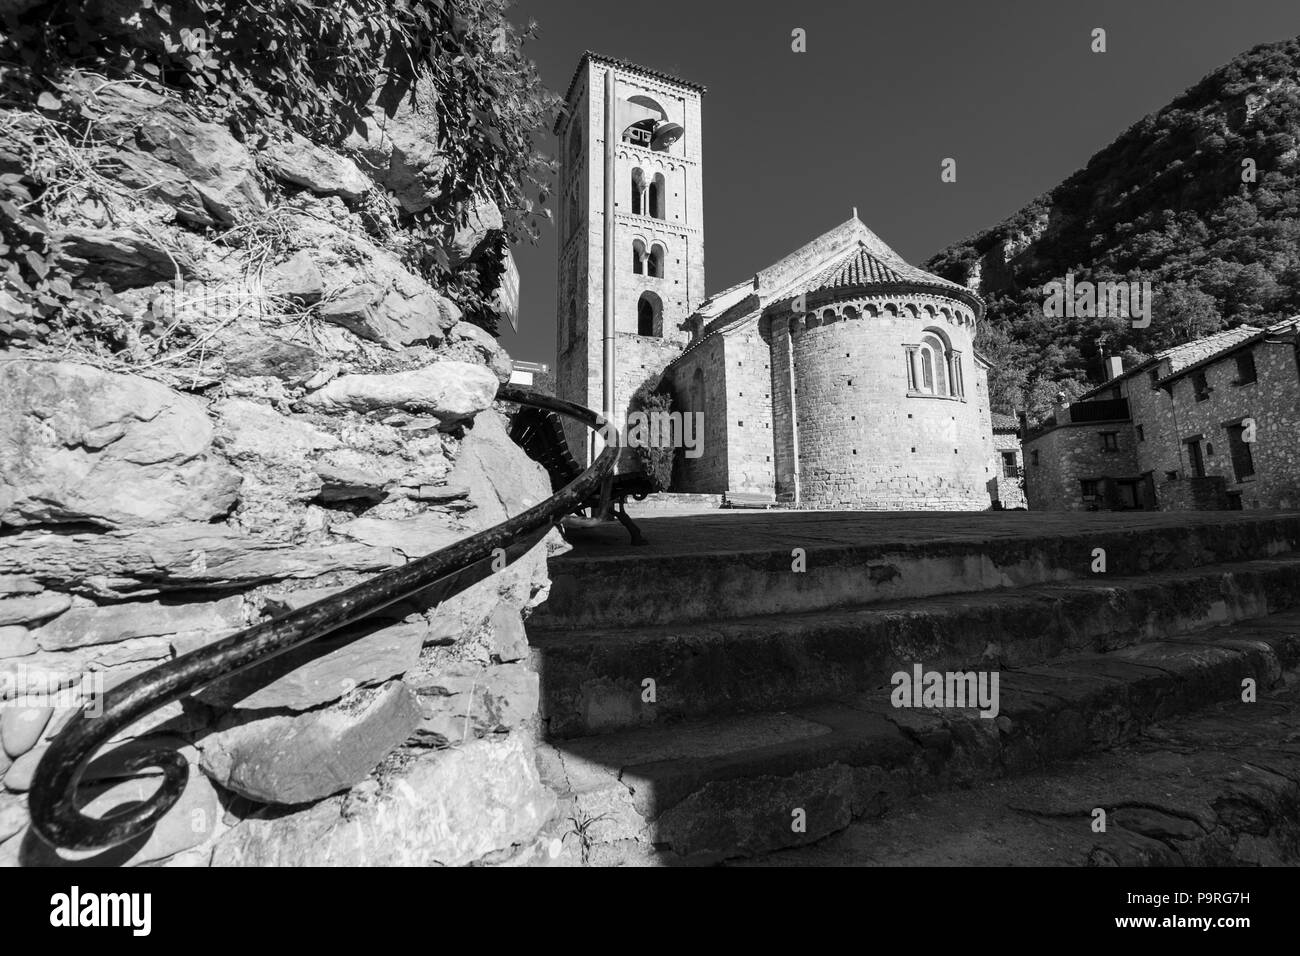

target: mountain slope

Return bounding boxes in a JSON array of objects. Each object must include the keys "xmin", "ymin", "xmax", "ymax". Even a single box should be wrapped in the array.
[{"xmin": 926, "ymin": 36, "xmax": 1300, "ymax": 421}]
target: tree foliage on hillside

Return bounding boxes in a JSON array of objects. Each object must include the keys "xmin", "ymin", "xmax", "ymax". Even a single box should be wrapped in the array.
[
  {"xmin": 926, "ymin": 36, "xmax": 1300, "ymax": 423},
  {"xmin": 0, "ymin": 0, "xmax": 556, "ymax": 242},
  {"xmin": 0, "ymin": 0, "xmax": 557, "ymax": 345}
]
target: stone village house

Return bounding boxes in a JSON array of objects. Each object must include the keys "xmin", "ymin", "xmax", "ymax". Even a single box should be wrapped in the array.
[{"xmin": 1024, "ymin": 319, "xmax": 1300, "ymax": 511}]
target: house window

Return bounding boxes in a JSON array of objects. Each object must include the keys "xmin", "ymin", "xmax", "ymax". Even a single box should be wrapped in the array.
[
  {"xmin": 1185, "ymin": 438, "xmax": 1206, "ymax": 478},
  {"xmin": 1235, "ymin": 351, "xmax": 1257, "ymax": 385},
  {"xmin": 1101, "ymin": 431, "xmax": 1119, "ymax": 452},
  {"xmin": 1031, "ymin": 450, "xmax": 1040, "ymax": 467},
  {"xmin": 1192, "ymin": 370, "xmax": 1210, "ymax": 402},
  {"xmin": 1080, "ymin": 479, "xmax": 1100, "ymax": 498},
  {"xmin": 1001, "ymin": 452, "xmax": 1018, "ymax": 478},
  {"xmin": 1136, "ymin": 424, "xmax": 1145, "ymax": 442},
  {"xmin": 648, "ymin": 243, "xmax": 665, "ymax": 279},
  {"xmin": 1148, "ymin": 368, "xmax": 1161, "ymax": 390},
  {"xmin": 1227, "ymin": 421, "xmax": 1256, "ymax": 480},
  {"xmin": 632, "ymin": 238, "xmax": 646, "ymax": 275}
]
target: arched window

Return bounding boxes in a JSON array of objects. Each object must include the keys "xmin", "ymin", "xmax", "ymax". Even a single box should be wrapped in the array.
[
  {"xmin": 623, "ymin": 95, "xmax": 673, "ymax": 153},
  {"xmin": 650, "ymin": 173, "xmax": 666, "ymax": 219},
  {"xmin": 691, "ymin": 366, "xmax": 705, "ymax": 417},
  {"xmin": 632, "ymin": 238, "xmax": 646, "ymax": 275},
  {"xmin": 907, "ymin": 328, "xmax": 964, "ymax": 398},
  {"xmin": 921, "ymin": 334, "xmax": 948, "ymax": 395},
  {"xmin": 648, "ymin": 243, "xmax": 665, "ymax": 279},
  {"xmin": 638, "ymin": 292, "xmax": 662, "ymax": 337},
  {"xmin": 631, "ymin": 168, "xmax": 645, "ymax": 216}
]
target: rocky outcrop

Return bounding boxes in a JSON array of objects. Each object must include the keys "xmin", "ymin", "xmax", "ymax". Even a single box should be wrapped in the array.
[
  {"xmin": 444, "ymin": 194, "xmax": 505, "ymax": 267},
  {"xmin": 343, "ymin": 77, "xmax": 447, "ymax": 214},
  {"xmin": 259, "ymin": 131, "xmax": 372, "ymax": 201},
  {"xmin": 0, "ymin": 71, "xmax": 561, "ymax": 867},
  {"xmin": 211, "ymin": 734, "xmax": 555, "ymax": 866},
  {"xmin": 199, "ymin": 681, "xmax": 423, "ymax": 804},
  {"xmin": 0, "ymin": 357, "xmax": 242, "ymax": 529},
  {"xmin": 70, "ymin": 73, "xmax": 267, "ymax": 228},
  {"xmin": 300, "ymin": 361, "xmax": 498, "ymax": 422}
]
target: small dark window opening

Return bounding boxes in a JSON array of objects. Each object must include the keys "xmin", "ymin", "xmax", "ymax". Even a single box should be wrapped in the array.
[
  {"xmin": 650, "ymin": 174, "xmax": 666, "ymax": 219},
  {"xmin": 1101, "ymin": 431, "xmax": 1119, "ymax": 452},
  {"xmin": 1227, "ymin": 423, "xmax": 1256, "ymax": 480},
  {"xmin": 637, "ymin": 297, "xmax": 654, "ymax": 337},
  {"xmin": 1235, "ymin": 351, "xmax": 1257, "ymax": 385},
  {"xmin": 1001, "ymin": 452, "xmax": 1018, "ymax": 478},
  {"xmin": 1031, "ymin": 450, "xmax": 1040, "ymax": 467},
  {"xmin": 1080, "ymin": 479, "xmax": 1100, "ymax": 498},
  {"xmin": 1136, "ymin": 424, "xmax": 1145, "ymax": 442},
  {"xmin": 1192, "ymin": 371, "xmax": 1210, "ymax": 402}
]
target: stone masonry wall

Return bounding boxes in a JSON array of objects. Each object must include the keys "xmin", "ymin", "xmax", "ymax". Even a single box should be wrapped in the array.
[
  {"xmin": 723, "ymin": 327, "xmax": 776, "ymax": 496},
  {"xmin": 1024, "ymin": 421, "xmax": 1139, "ymax": 511},
  {"xmin": 1120, "ymin": 338, "xmax": 1300, "ymax": 510},
  {"xmin": 786, "ymin": 297, "xmax": 990, "ymax": 509},
  {"xmin": 991, "ymin": 428, "xmax": 1027, "ymax": 509},
  {"xmin": 664, "ymin": 334, "xmax": 728, "ymax": 491}
]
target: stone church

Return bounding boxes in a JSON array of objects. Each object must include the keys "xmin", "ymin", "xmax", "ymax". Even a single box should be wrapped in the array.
[{"xmin": 554, "ymin": 53, "xmax": 1007, "ymax": 509}]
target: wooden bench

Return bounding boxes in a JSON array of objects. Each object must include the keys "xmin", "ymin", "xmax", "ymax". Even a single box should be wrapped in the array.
[{"xmin": 508, "ymin": 405, "xmax": 654, "ymax": 545}]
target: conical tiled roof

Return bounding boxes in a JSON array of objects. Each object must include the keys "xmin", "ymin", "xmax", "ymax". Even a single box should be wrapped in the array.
[{"xmin": 793, "ymin": 239, "xmax": 978, "ymax": 304}]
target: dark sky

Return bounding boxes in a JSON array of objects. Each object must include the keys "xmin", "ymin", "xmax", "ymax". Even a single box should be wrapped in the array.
[{"xmin": 498, "ymin": 0, "xmax": 1300, "ymax": 365}]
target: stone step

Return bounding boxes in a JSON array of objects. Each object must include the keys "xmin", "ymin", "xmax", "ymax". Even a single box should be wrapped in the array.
[
  {"xmin": 531, "ymin": 555, "xmax": 1300, "ymax": 739},
  {"xmin": 533, "ymin": 610, "xmax": 1300, "ymax": 864},
  {"xmin": 532, "ymin": 512, "xmax": 1300, "ymax": 629},
  {"xmin": 623, "ymin": 492, "xmax": 722, "ymax": 514},
  {"xmin": 733, "ymin": 681, "xmax": 1300, "ymax": 867}
]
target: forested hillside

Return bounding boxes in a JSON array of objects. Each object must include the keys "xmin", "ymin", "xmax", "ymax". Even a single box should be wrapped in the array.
[{"xmin": 926, "ymin": 36, "xmax": 1300, "ymax": 421}]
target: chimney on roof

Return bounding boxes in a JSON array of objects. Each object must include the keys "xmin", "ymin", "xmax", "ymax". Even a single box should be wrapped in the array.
[{"xmin": 1104, "ymin": 355, "xmax": 1123, "ymax": 381}]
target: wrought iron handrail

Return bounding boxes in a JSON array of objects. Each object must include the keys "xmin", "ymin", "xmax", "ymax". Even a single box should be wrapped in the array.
[{"xmin": 29, "ymin": 385, "xmax": 617, "ymax": 852}]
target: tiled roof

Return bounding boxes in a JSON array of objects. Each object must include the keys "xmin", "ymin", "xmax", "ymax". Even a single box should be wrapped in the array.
[
  {"xmin": 794, "ymin": 241, "xmax": 975, "ymax": 301},
  {"xmin": 990, "ymin": 411, "xmax": 1020, "ymax": 431},
  {"xmin": 1156, "ymin": 318, "xmax": 1298, "ymax": 386},
  {"xmin": 1160, "ymin": 326, "xmax": 1263, "ymax": 373},
  {"xmin": 668, "ymin": 216, "xmax": 987, "ymax": 372},
  {"xmin": 1078, "ymin": 324, "xmax": 1265, "ymax": 400}
]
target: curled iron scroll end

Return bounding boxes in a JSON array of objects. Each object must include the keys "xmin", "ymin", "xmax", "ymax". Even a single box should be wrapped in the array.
[{"xmin": 29, "ymin": 722, "xmax": 189, "ymax": 853}]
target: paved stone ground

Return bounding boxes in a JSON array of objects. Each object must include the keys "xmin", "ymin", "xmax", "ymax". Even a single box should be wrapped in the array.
[
  {"xmin": 561, "ymin": 509, "xmax": 1300, "ymax": 559},
  {"xmin": 561, "ymin": 508, "xmax": 1300, "ymax": 560},
  {"xmin": 733, "ymin": 682, "xmax": 1300, "ymax": 867}
]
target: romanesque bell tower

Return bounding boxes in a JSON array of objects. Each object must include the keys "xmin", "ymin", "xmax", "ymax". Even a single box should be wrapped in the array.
[{"xmin": 554, "ymin": 53, "xmax": 706, "ymax": 463}]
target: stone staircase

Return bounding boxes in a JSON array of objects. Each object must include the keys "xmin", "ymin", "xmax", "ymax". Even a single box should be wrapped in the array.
[{"xmin": 526, "ymin": 512, "xmax": 1300, "ymax": 865}]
